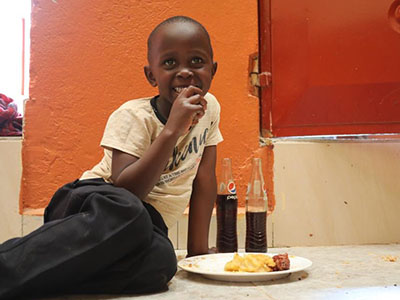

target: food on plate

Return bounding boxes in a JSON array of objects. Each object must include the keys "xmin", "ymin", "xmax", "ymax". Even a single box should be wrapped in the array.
[
  {"xmin": 224, "ymin": 253, "xmax": 290, "ymax": 272},
  {"xmin": 273, "ymin": 253, "xmax": 291, "ymax": 271},
  {"xmin": 224, "ymin": 253, "xmax": 274, "ymax": 272}
]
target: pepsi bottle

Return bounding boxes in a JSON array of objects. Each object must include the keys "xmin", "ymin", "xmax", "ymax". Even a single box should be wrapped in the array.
[
  {"xmin": 216, "ymin": 158, "xmax": 238, "ymax": 253},
  {"xmin": 245, "ymin": 158, "xmax": 268, "ymax": 252}
]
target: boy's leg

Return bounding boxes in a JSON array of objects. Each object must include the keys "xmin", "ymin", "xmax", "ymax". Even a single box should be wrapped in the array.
[
  {"xmin": 0, "ymin": 179, "xmax": 154, "ymax": 299},
  {"xmin": 66, "ymin": 199, "xmax": 177, "ymax": 295},
  {"xmin": 75, "ymin": 224, "xmax": 177, "ymax": 295}
]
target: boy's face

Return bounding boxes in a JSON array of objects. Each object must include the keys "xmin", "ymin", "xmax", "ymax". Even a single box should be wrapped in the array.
[{"xmin": 144, "ymin": 22, "xmax": 217, "ymax": 105}]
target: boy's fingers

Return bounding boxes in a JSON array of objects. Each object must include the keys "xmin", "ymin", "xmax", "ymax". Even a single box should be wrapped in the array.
[
  {"xmin": 183, "ymin": 85, "xmax": 203, "ymax": 96},
  {"xmin": 187, "ymin": 94, "xmax": 207, "ymax": 109},
  {"xmin": 190, "ymin": 106, "xmax": 205, "ymax": 126},
  {"xmin": 178, "ymin": 88, "xmax": 207, "ymax": 125},
  {"xmin": 208, "ymin": 247, "xmax": 218, "ymax": 254},
  {"xmin": 199, "ymin": 98, "xmax": 207, "ymax": 111},
  {"xmin": 196, "ymin": 108, "xmax": 205, "ymax": 118}
]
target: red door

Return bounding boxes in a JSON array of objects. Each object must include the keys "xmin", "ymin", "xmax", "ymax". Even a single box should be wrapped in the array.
[{"xmin": 259, "ymin": 0, "xmax": 400, "ymax": 137}]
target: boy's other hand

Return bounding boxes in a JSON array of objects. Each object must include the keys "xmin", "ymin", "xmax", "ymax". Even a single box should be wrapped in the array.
[
  {"xmin": 166, "ymin": 85, "xmax": 207, "ymax": 136},
  {"xmin": 208, "ymin": 246, "xmax": 218, "ymax": 254}
]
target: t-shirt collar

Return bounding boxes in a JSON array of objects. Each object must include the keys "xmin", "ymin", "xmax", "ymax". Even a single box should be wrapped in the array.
[{"xmin": 150, "ymin": 96, "xmax": 167, "ymax": 125}]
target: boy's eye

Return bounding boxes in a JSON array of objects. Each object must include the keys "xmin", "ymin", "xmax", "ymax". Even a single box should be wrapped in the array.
[
  {"xmin": 191, "ymin": 57, "xmax": 204, "ymax": 65},
  {"xmin": 163, "ymin": 59, "xmax": 176, "ymax": 67}
]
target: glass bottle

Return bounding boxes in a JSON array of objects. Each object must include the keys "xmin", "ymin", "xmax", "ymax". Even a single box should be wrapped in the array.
[
  {"xmin": 245, "ymin": 157, "xmax": 268, "ymax": 252},
  {"xmin": 216, "ymin": 158, "xmax": 238, "ymax": 253}
]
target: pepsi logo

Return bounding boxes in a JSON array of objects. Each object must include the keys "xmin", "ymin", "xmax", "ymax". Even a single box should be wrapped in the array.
[{"xmin": 227, "ymin": 181, "xmax": 236, "ymax": 194}]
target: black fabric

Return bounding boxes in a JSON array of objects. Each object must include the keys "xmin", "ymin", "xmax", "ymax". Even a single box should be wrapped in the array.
[
  {"xmin": 0, "ymin": 178, "xmax": 177, "ymax": 299},
  {"xmin": 150, "ymin": 96, "xmax": 167, "ymax": 125}
]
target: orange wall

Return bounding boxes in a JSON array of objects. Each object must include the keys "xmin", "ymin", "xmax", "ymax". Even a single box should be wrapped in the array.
[{"xmin": 21, "ymin": 0, "xmax": 274, "ymax": 213}]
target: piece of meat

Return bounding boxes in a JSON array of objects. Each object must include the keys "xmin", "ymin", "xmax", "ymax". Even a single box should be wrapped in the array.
[{"xmin": 272, "ymin": 253, "xmax": 290, "ymax": 271}]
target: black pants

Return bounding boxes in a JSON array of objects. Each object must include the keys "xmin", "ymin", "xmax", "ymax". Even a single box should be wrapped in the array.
[{"xmin": 0, "ymin": 178, "xmax": 177, "ymax": 299}]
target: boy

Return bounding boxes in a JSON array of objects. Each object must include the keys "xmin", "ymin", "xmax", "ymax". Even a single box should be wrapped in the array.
[{"xmin": 0, "ymin": 16, "xmax": 222, "ymax": 299}]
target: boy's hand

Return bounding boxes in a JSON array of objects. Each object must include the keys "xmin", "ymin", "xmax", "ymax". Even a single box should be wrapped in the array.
[
  {"xmin": 208, "ymin": 247, "xmax": 218, "ymax": 254},
  {"xmin": 166, "ymin": 86, "xmax": 207, "ymax": 136}
]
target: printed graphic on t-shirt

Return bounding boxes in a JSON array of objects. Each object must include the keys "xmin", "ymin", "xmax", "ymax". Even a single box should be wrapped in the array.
[
  {"xmin": 158, "ymin": 156, "xmax": 202, "ymax": 185},
  {"xmin": 164, "ymin": 128, "xmax": 208, "ymax": 171},
  {"xmin": 158, "ymin": 127, "xmax": 208, "ymax": 185}
]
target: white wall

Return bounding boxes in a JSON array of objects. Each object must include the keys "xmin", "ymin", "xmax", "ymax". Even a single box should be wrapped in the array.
[
  {"xmin": 0, "ymin": 138, "xmax": 23, "ymax": 241},
  {"xmin": 271, "ymin": 140, "xmax": 400, "ymax": 246}
]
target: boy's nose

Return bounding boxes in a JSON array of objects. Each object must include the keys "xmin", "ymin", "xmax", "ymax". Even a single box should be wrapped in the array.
[{"xmin": 177, "ymin": 68, "xmax": 193, "ymax": 79}]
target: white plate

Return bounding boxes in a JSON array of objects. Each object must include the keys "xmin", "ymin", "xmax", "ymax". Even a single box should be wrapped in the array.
[{"xmin": 178, "ymin": 252, "xmax": 312, "ymax": 282}]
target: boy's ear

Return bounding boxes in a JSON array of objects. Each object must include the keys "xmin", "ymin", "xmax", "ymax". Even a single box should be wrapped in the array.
[
  {"xmin": 212, "ymin": 62, "xmax": 218, "ymax": 78},
  {"xmin": 144, "ymin": 66, "xmax": 157, "ymax": 87}
]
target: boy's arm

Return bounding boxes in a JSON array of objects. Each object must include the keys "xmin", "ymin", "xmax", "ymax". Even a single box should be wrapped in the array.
[
  {"xmin": 111, "ymin": 87, "xmax": 206, "ymax": 200},
  {"xmin": 187, "ymin": 145, "xmax": 217, "ymax": 257}
]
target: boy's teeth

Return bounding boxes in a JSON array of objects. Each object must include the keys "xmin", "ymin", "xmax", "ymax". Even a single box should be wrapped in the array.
[
  {"xmin": 174, "ymin": 86, "xmax": 200, "ymax": 93},
  {"xmin": 174, "ymin": 87, "xmax": 185, "ymax": 93}
]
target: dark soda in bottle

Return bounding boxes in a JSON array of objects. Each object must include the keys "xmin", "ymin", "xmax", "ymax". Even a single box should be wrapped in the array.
[
  {"xmin": 216, "ymin": 158, "xmax": 238, "ymax": 253},
  {"xmin": 245, "ymin": 158, "xmax": 268, "ymax": 253},
  {"xmin": 245, "ymin": 211, "xmax": 267, "ymax": 252}
]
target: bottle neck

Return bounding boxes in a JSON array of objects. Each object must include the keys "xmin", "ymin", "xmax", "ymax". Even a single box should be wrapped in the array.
[
  {"xmin": 246, "ymin": 158, "xmax": 267, "ymax": 212},
  {"xmin": 218, "ymin": 158, "xmax": 236, "ymax": 194},
  {"xmin": 249, "ymin": 158, "xmax": 263, "ymax": 183}
]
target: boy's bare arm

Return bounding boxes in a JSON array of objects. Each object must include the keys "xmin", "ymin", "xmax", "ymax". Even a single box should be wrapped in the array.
[
  {"xmin": 110, "ymin": 129, "xmax": 178, "ymax": 200},
  {"xmin": 187, "ymin": 145, "xmax": 217, "ymax": 257},
  {"xmin": 111, "ymin": 86, "xmax": 207, "ymax": 200}
]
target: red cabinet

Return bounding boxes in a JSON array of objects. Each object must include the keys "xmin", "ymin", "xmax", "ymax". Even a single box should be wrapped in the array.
[{"xmin": 260, "ymin": 0, "xmax": 400, "ymax": 137}]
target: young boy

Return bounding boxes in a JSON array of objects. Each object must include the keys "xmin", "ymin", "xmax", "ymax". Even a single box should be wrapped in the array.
[{"xmin": 0, "ymin": 16, "xmax": 222, "ymax": 299}]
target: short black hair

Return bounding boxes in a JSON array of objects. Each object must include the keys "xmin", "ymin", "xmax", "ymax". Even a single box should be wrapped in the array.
[{"xmin": 147, "ymin": 16, "xmax": 213, "ymax": 62}]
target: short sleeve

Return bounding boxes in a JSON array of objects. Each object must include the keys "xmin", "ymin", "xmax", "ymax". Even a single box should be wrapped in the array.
[
  {"xmin": 100, "ymin": 106, "xmax": 151, "ymax": 158},
  {"xmin": 205, "ymin": 93, "xmax": 223, "ymax": 146}
]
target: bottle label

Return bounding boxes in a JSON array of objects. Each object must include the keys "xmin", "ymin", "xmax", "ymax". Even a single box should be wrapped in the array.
[
  {"xmin": 227, "ymin": 194, "xmax": 238, "ymax": 200},
  {"xmin": 227, "ymin": 180, "xmax": 236, "ymax": 194}
]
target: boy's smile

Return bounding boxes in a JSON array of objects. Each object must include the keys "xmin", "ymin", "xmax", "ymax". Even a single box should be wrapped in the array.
[{"xmin": 144, "ymin": 21, "xmax": 217, "ymax": 119}]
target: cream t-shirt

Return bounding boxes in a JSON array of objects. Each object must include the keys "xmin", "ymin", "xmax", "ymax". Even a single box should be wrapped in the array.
[{"xmin": 80, "ymin": 93, "xmax": 223, "ymax": 228}]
